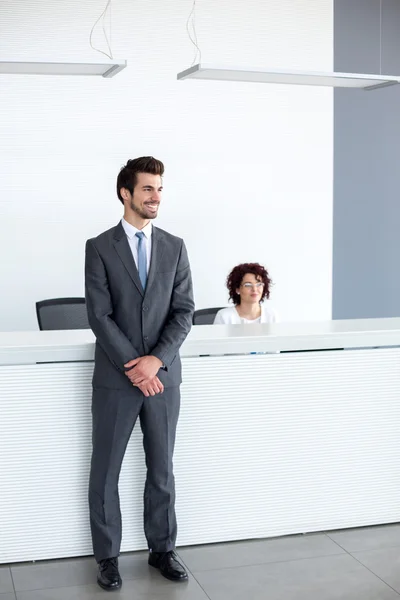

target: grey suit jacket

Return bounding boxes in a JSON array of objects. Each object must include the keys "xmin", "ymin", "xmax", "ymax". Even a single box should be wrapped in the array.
[{"xmin": 85, "ymin": 221, "xmax": 194, "ymax": 390}]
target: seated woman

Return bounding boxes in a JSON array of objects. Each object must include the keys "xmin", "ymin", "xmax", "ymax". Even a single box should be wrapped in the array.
[{"xmin": 214, "ymin": 262, "xmax": 278, "ymax": 324}]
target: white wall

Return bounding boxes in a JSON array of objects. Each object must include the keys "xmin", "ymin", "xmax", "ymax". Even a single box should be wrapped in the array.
[{"xmin": 0, "ymin": 0, "xmax": 333, "ymax": 331}]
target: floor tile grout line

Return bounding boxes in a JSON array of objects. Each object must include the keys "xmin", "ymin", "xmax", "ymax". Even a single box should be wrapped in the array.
[
  {"xmin": 9, "ymin": 565, "xmax": 17, "ymax": 596},
  {"xmin": 187, "ymin": 571, "xmax": 214, "ymax": 600},
  {"xmin": 10, "ymin": 535, "xmax": 400, "ymax": 598},
  {"xmin": 7, "ymin": 573, "xmax": 176, "ymax": 595},
  {"xmin": 325, "ymin": 533, "xmax": 400, "ymax": 597},
  {"xmin": 322, "ymin": 536, "xmax": 400, "ymax": 553},
  {"xmin": 176, "ymin": 552, "xmax": 213, "ymax": 600},
  {"xmin": 9, "ymin": 555, "xmax": 220, "ymax": 597},
  {"xmin": 177, "ymin": 549, "xmax": 348, "ymax": 575},
  {"xmin": 10, "ymin": 549, "xmax": 348, "ymax": 594}
]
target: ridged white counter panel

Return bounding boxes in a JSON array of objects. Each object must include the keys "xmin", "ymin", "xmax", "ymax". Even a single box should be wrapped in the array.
[
  {"xmin": 1, "ymin": 347, "xmax": 400, "ymax": 563},
  {"xmin": 176, "ymin": 348, "xmax": 400, "ymax": 545}
]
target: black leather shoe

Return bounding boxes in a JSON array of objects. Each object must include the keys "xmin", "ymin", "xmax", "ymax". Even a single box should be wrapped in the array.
[
  {"xmin": 97, "ymin": 557, "xmax": 122, "ymax": 591},
  {"xmin": 148, "ymin": 550, "xmax": 188, "ymax": 582}
]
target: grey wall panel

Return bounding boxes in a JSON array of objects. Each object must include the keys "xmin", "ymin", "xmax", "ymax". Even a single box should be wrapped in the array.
[
  {"xmin": 333, "ymin": 0, "xmax": 400, "ymax": 318},
  {"xmin": 334, "ymin": 0, "xmax": 380, "ymax": 74},
  {"xmin": 382, "ymin": 0, "xmax": 400, "ymax": 74}
]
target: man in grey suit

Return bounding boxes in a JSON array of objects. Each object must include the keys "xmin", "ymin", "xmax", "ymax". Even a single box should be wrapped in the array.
[{"xmin": 85, "ymin": 156, "xmax": 194, "ymax": 591}]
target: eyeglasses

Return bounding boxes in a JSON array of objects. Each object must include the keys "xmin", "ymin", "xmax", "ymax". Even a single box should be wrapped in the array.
[{"xmin": 241, "ymin": 282, "xmax": 264, "ymax": 290}]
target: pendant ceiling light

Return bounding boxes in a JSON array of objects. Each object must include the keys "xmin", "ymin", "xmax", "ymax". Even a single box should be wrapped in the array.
[
  {"xmin": 1, "ymin": 1, "xmax": 126, "ymax": 78},
  {"xmin": 177, "ymin": 0, "xmax": 398, "ymax": 91},
  {"xmin": 0, "ymin": 60, "xmax": 126, "ymax": 78},
  {"xmin": 177, "ymin": 64, "xmax": 400, "ymax": 91}
]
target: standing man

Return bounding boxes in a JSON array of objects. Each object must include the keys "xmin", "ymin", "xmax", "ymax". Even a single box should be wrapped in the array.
[{"xmin": 85, "ymin": 157, "xmax": 194, "ymax": 591}]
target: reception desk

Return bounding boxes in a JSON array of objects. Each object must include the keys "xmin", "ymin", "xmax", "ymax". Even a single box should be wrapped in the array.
[{"xmin": 1, "ymin": 318, "xmax": 400, "ymax": 564}]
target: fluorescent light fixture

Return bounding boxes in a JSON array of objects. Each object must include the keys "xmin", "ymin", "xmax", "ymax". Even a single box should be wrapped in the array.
[
  {"xmin": 0, "ymin": 60, "xmax": 127, "ymax": 78},
  {"xmin": 177, "ymin": 64, "xmax": 400, "ymax": 90}
]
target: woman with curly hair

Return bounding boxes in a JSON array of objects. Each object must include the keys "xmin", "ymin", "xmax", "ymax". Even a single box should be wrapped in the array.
[{"xmin": 214, "ymin": 263, "xmax": 278, "ymax": 325}]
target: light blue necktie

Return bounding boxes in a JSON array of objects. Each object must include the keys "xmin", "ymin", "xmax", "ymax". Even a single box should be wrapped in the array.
[{"xmin": 135, "ymin": 231, "xmax": 147, "ymax": 290}]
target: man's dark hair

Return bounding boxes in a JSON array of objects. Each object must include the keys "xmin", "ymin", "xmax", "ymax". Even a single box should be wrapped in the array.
[{"xmin": 116, "ymin": 156, "xmax": 164, "ymax": 203}]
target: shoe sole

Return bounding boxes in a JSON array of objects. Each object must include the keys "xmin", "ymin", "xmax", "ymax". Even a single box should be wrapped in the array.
[
  {"xmin": 149, "ymin": 563, "xmax": 188, "ymax": 582},
  {"xmin": 97, "ymin": 579, "xmax": 122, "ymax": 592}
]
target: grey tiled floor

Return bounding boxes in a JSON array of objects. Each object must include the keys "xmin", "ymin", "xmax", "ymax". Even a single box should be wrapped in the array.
[{"xmin": 3, "ymin": 525, "xmax": 400, "ymax": 599}]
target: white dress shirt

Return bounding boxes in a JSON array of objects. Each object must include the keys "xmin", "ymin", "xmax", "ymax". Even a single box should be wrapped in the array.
[
  {"xmin": 213, "ymin": 304, "xmax": 279, "ymax": 325},
  {"xmin": 121, "ymin": 218, "xmax": 152, "ymax": 274}
]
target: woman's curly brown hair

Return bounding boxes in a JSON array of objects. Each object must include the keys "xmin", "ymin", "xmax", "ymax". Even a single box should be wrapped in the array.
[{"xmin": 227, "ymin": 263, "xmax": 272, "ymax": 305}]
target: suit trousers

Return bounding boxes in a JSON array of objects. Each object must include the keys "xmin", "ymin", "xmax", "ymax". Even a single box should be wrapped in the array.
[{"xmin": 88, "ymin": 384, "xmax": 180, "ymax": 562}]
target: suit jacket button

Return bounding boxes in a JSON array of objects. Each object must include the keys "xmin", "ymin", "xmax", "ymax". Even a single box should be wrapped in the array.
[
  {"xmin": 142, "ymin": 305, "xmax": 148, "ymax": 311},
  {"xmin": 144, "ymin": 336, "xmax": 149, "ymax": 341}
]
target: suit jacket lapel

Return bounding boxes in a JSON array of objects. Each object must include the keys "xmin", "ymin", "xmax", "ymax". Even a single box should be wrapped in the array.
[{"xmin": 112, "ymin": 222, "xmax": 144, "ymax": 297}]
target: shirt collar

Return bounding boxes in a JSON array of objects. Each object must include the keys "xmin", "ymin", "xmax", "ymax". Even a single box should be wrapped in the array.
[{"xmin": 121, "ymin": 218, "xmax": 152, "ymax": 240}]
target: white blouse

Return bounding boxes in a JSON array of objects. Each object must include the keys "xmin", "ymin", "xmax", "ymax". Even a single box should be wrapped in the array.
[{"xmin": 213, "ymin": 304, "xmax": 279, "ymax": 325}]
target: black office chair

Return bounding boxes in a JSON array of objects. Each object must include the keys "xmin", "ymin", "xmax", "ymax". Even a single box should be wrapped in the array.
[
  {"xmin": 36, "ymin": 297, "xmax": 90, "ymax": 330},
  {"xmin": 193, "ymin": 307, "xmax": 225, "ymax": 325}
]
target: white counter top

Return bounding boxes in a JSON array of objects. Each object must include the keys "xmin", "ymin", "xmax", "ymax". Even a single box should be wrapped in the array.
[{"xmin": 0, "ymin": 317, "xmax": 400, "ymax": 365}]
